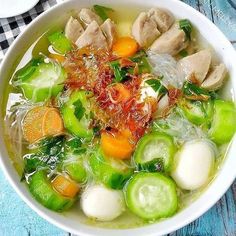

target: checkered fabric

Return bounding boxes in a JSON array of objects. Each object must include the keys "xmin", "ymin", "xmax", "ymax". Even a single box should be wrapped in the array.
[{"xmin": 0, "ymin": 0, "xmax": 63, "ymax": 61}]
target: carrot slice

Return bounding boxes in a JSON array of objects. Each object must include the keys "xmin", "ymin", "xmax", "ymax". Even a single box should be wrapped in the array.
[
  {"xmin": 42, "ymin": 108, "xmax": 64, "ymax": 136},
  {"xmin": 49, "ymin": 53, "xmax": 66, "ymax": 63},
  {"xmin": 52, "ymin": 175, "xmax": 79, "ymax": 198},
  {"xmin": 23, "ymin": 106, "xmax": 49, "ymax": 143},
  {"xmin": 112, "ymin": 83, "xmax": 131, "ymax": 102},
  {"xmin": 23, "ymin": 106, "xmax": 64, "ymax": 143},
  {"xmin": 101, "ymin": 129, "xmax": 134, "ymax": 159},
  {"xmin": 112, "ymin": 37, "xmax": 138, "ymax": 58}
]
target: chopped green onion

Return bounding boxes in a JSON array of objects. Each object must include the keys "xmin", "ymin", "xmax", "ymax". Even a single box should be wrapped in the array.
[
  {"xmin": 145, "ymin": 78, "xmax": 168, "ymax": 96},
  {"xmin": 183, "ymin": 81, "xmax": 210, "ymax": 100},
  {"xmin": 130, "ymin": 50, "xmax": 151, "ymax": 74},
  {"xmin": 109, "ymin": 51, "xmax": 151, "ymax": 82},
  {"xmin": 179, "ymin": 19, "xmax": 192, "ymax": 41},
  {"xmin": 179, "ymin": 49, "xmax": 189, "ymax": 58},
  {"xmin": 109, "ymin": 61, "xmax": 127, "ymax": 82}
]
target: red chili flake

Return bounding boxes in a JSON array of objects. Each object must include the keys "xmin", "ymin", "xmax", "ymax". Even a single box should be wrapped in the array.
[{"xmin": 168, "ymin": 87, "xmax": 182, "ymax": 106}]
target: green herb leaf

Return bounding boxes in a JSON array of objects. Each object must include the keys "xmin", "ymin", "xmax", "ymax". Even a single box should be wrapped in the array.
[
  {"xmin": 65, "ymin": 138, "xmax": 86, "ymax": 155},
  {"xmin": 130, "ymin": 50, "xmax": 151, "ymax": 74},
  {"xmin": 109, "ymin": 51, "xmax": 151, "ymax": 82},
  {"xmin": 24, "ymin": 154, "xmax": 43, "ymax": 174},
  {"xmin": 179, "ymin": 49, "xmax": 189, "ymax": 58},
  {"xmin": 183, "ymin": 81, "xmax": 210, "ymax": 100},
  {"xmin": 145, "ymin": 78, "xmax": 168, "ymax": 96},
  {"xmin": 110, "ymin": 61, "xmax": 127, "ymax": 82},
  {"xmin": 66, "ymin": 138, "xmax": 82, "ymax": 149},
  {"xmin": 137, "ymin": 158, "xmax": 164, "ymax": 172},
  {"xmin": 179, "ymin": 19, "xmax": 192, "ymax": 41},
  {"xmin": 23, "ymin": 136, "xmax": 66, "ymax": 175},
  {"xmin": 93, "ymin": 5, "xmax": 114, "ymax": 21},
  {"xmin": 39, "ymin": 136, "xmax": 65, "ymax": 157},
  {"xmin": 73, "ymin": 99, "xmax": 86, "ymax": 121}
]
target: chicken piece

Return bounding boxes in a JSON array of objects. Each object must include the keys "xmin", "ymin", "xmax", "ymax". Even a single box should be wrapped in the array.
[
  {"xmin": 79, "ymin": 8, "xmax": 102, "ymax": 26},
  {"xmin": 65, "ymin": 16, "xmax": 84, "ymax": 43},
  {"xmin": 149, "ymin": 23, "xmax": 188, "ymax": 56},
  {"xmin": 75, "ymin": 21, "xmax": 108, "ymax": 49},
  {"xmin": 148, "ymin": 8, "xmax": 174, "ymax": 33},
  {"xmin": 131, "ymin": 12, "xmax": 160, "ymax": 48},
  {"xmin": 201, "ymin": 63, "xmax": 227, "ymax": 91},
  {"xmin": 101, "ymin": 18, "xmax": 117, "ymax": 49},
  {"xmin": 177, "ymin": 49, "xmax": 212, "ymax": 83}
]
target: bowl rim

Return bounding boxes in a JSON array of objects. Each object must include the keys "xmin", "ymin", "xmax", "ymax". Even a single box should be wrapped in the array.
[{"xmin": 0, "ymin": 0, "xmax": 236, "ymax": 235}]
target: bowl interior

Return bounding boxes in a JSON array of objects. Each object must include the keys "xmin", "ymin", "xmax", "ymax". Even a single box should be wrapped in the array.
[{"xmin": 0, "ymin": 0, "xmax": 236, "ymax": 235}]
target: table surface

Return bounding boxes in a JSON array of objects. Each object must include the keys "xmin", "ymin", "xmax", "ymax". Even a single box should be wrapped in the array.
[{"xmin": 0, "ymin": 0, "xmax": 236, "ymax": 235}]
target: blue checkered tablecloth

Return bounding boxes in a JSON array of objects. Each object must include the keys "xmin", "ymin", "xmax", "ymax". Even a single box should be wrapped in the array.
[{"xmin": 0, "ymin": 0, "xmax": 63, "ymax": 61}]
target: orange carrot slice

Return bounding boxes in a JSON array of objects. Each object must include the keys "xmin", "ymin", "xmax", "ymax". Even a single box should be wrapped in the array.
[
  {"xmin": 52, "ymin": 175, "xmax": 79, "ymax": 198},
  {"xmin": 112, "ymin": 37, "xmax": 138, "ymax": 58},
  {"xmin": 101, "ymin": 129, "xmax": 134, "ymax": 159},
  {"xmin": 42, "ymin": 108, "xmax": 64, "ymax": 136},
  {"xmin": 23, "ymin": 106, "xmax": 49, "ymax": 143},
  {"xmin": 23, "ymin": 106, "xmax": 64, "ymax": 143}
]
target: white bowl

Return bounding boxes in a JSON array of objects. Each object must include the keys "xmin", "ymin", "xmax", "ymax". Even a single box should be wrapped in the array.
[{"xmin": 0, "ymin": 0, "xmax": 236, "ymax": 235}]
